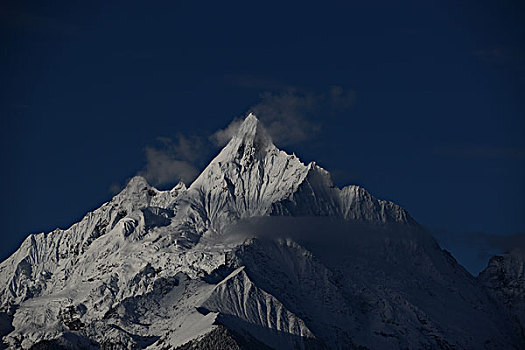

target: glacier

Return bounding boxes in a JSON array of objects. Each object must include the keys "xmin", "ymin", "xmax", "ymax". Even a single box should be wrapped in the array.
[{"xmin": 0, "ymin": 113, "xmax": 523, "ymax": 349}]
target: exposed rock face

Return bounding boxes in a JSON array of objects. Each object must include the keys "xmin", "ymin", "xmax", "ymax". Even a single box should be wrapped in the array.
[
  {"xmin": 0, "ymin": 114, "xmax": 522, "ymax": 349},
  {"xmin": 478, "ymin": 249, "xmax": 525, "ymax": 341}
]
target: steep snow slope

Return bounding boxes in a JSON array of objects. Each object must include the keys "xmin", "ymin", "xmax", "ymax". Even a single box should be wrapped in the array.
[
  {"xmin": 0, "ymin": 176, "xmax": 179, "ymax": 309},
  {"xmin": 0, "ymin": 114, "xmax": 522, "ymax": 349},
  {"xmin": 188, "ymin": 114, "xmax": 413, "ymax": 232},
  {"xmin": 224, "ymin": 230, "xmax": 519, "ymax": 349}
]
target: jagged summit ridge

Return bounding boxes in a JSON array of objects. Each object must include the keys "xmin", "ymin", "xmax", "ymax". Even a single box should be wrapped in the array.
[
  {"xmin": 1, "ymin": 113, "xmax": 522, "ymax": 349},
  {"xmin": 199, "ymin": 113, "xmax": 276, "ymax": 168},
  {"xmin": 189, "ymin": 114, "xmax": 413, "ymax": 233},
  {"xmin": 0, "ymin": 114, "xmax": 413, "ymax": 312},
  {"xmin": 188, "ymin": 115, "xmax": 310, "ymax": 232},
  {"xmin": 231, "ymin": 113, "xmax": 273, "ymax": 151}
]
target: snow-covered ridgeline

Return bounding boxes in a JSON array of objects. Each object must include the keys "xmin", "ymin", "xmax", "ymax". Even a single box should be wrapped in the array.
[{"xmin": 0, "ymin": 113, "xmax": 522, "ymax": 349}]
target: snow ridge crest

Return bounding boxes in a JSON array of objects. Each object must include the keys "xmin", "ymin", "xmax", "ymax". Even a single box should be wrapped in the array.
[{"xmin": 2, "ymin": 113, "xmax": 485, "ymax": 350}]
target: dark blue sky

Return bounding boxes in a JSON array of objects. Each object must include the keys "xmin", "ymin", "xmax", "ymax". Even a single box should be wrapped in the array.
[{"xmin": 1, "ymin": 1, "xmax": 524, "ymax": 274}]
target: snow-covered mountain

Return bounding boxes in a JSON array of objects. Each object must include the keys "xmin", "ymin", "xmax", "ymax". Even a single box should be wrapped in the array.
[{"xmin": 0, "ymin": 114, "xmax": 523, "ymax": 349}]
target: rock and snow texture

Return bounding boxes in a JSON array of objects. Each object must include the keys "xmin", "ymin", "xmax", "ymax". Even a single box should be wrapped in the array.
[
  {"xmin": 478, "ymin": 249, "xmax": 525, "ymax": 340},
  {"xmin": 0, "ymin": 113, "xmax": 523, "ymax": 349}
]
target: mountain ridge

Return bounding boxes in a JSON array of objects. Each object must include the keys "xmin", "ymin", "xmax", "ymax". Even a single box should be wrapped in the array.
[{"xmin": 0, "ymin": 114, "xmax": 523, "ymax": 349}]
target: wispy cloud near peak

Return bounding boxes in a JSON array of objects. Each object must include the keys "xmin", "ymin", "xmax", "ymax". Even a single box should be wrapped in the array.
[{"xmin": 212, "ymin": 85, "xmax": 356, "ymax": 147}]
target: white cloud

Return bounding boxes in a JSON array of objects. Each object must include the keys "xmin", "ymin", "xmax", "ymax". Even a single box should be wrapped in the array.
[
  {"xmin": 210, "ymin": 118, "xmax": 244, "ymax": 147},
  {"xmin": 138, "ymin": 134, "xmax": 204, "ymax": 187},
  {"xmin": 139, "ymin": 147, "xmax": 199, "ymax": 187},
  {"xmin": 212, "ymin": 86, "xmax": 356, "ymax": 147}
]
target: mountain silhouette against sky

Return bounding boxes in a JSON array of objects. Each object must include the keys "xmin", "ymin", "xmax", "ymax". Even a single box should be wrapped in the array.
[{"xmin": 0, "ymin": 115, "xmax": 523, "ymax": 349}]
